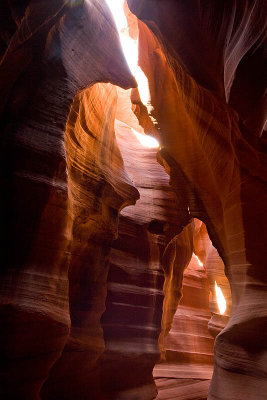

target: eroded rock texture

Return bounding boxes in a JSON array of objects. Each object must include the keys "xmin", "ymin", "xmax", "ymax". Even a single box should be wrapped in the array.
[
  {"xmin": 41, "ymin": 84, "xmax": 139, "ymax": 400},
  {"xmin": 0, "ymin": 1, "xmax": 137, "ymax": 399},
  {"xmin": 0, "ymin": 0, "xmax": 266, "ymax": 399},
  {"xmin": 100, "ymin": 119, "xmax": 183, "ymax": 400},
  {"xmin": 128, "ymin": 1, "xmax": 267, "ymax": 399},
  {"xmin": 154, "ymin": 220, "xmax": 218, "ymax": 400},
  {"xmin": 192, "ymin": 220, "xmax": 231, "ymax": 337}
]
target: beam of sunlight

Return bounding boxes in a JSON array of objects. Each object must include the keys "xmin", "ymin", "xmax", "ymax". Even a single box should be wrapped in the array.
[
  {"xmin": 105, "ymin": 0, "xmax": 127, "ymax": 31},
  {"xmin": 193, "ymin": 253, "xmax": 204, "ymax": 267},
  {"xmin": 215, "ymin": 281, "xmax": 226, "ymax": 315},
  {"xmin": 105, "ymin": 0, "xmax": 152, "ymax": 112},
  {"xmin": 132, "ymin": 129, "xmax": 159, "ymax": 149}
]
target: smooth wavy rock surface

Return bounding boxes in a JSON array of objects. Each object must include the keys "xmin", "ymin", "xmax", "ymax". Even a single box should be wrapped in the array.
[
  {"xmin": 193, "ymin": 220, "xmax": 231, "ymax": 337},
  {"xmin": 0, "ymin": 1, "xmax": 136, "ymax": 398},
  {"xmin": 155, "ymin": 378, "xmax": 211, "ymax": 400},
  {"xmin": 41, "ymin": 83, "xmax": 139, "ymax": 400},
  {"xmin": 154, "ymin": 221, "xmax": 215, "ymax": 400},
  {"xmin": 161, "ymin": 255, "xmax": 214, "ymax": 366},
  {"xmin": 100, "ymin": 119, "xmax": 182, "ymax": 400},
  {"xmin": 127, "ymin": 1, "xmax": 267, "ymax": 399},
  {"xmin": 0, "ymin": 0, "xmax": 266, "ymax": 399}
]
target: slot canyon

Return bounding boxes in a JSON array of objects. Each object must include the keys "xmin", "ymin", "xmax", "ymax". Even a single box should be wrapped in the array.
[{"xmin": 0, "ymin": 1, "xmax": 266, "ymax": 399}]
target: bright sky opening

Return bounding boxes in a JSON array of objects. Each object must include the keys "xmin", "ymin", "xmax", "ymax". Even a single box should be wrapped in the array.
[
  {"xmin": 215, "ymin": 281, "xmax": 227, "ymax": 315},
  {"xmin": 105, "ymin": 0, "xmax": 152, "ymax": 111}
]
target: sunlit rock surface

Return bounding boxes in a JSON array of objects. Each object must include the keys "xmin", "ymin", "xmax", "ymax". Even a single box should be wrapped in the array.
[
  {"xmin": 0, "ymin": 0, "xmax": 266, "ymax": 399},
  {"xmin": 155, "ymin": 219, "xmax": 232, "ymax": 399},
  {"xmin": 41, "ymin": 84, "xmax": 139, "ymax": 399},
  {"xmin": 154, "ymin": 220, "xmax": 215, "ymax": 400},
  {"xmin": 127, "ymin": 1, "xmax": 267, "ymax": 399},
  {"xmin": 0, "ymin": 1, "xmax": 136, "ymax": 398},
  {"xmin": 100, "ymin": 120, "xmax": 183, "ymax": 400},
  {"xmin": 159, "ymin": 254, "xmax": 214, "ymax": 366},
  {"xmin": 193, "ymin": 220, "xmax": 232, "ymax": 337},
  {"xmin": 127, "ymin": 0, "xmax": 267, "ymax": 136}
]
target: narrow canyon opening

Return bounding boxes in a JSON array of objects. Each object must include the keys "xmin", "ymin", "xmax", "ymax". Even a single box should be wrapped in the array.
[
  {"xmin": 94, "ymin": 4, "xmax": 232, "ymax": 398},
  {"xmin": 91, "ymin": 2, "xmax": 233, "ymax": 397},
  {"xmin": 61, "ymin": 69, "xmax": 232, "ymax": 399},
  {"xmin": 102, "ymin": 89, "xmax": 232, "ymax": 400},
  {"xmin": 1, "ymin": 1, "xmax": 266, "ymax": 400}
]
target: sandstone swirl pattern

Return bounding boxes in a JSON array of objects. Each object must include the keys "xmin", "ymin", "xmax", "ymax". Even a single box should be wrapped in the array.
[
  {"xmin": 0, "ymin": 1, "xmax": 266, "ymax": 400},
  {"xmin": 0, "ymin": 1, "xmax": 136, "ymax": 398},
  {"xmin": 128, "ymin": 1, "xmax": 267, "ymax": 399}
]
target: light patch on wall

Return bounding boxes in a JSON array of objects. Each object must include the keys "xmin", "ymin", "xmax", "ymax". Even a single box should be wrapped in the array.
[
  {"xmin": 105, "ymin": 0, "xmax": 127, "ymax": 31},
  {"xmin": 105, "ymin": 0, "xmax": 152, "ymax": 113},
  {"xmin": 193, "ymin": 253, "xmax": 204, "ymax": 267},
  {"xmin": 132, "ymin": 129, "xmax": 159, "ymax": 149},
  {"xmin": 215, "ymin": 281, "xmax": 226, "ymax": 315}
]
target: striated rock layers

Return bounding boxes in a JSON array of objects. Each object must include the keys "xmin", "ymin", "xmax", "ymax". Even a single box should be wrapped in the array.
[
  {"xmin": 0, "ymin": 1, "xmax": 137, "ymax": 398},
  {"xmin": 40, "ymin": 84, "xmax": 139, "ymax": 400},
  {"xmin": 128, "ymin": 1, "xmax": 267, "ymax": 399},
  {"xmin": 0, "ymin": 0, "xmax": 266, "ymax": 399},
  {"xmin": 154, "ymin": 219, "xmax": 228, "ymax": 400},
  {"xmin": 100, "ymin": 119, "xmax": 186, "ymax": 400}
]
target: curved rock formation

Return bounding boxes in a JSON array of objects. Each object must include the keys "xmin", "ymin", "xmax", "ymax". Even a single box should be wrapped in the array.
[
  {"xmin": 0, "ymin": 0, "xmax": 266, "ymax": 399},
  {"xmin": 0, "ymin": 1, "xmax": 136, "ymax": 398},
  {"xmin": 127, "ymin": 1, "xmax": 267, "ymax": 399},
  {"xmin": 154, "ymin": 221, "xmax": 216, "ymax": 400},
  {"xmin": 41, "ymin": 84, "xmax": 139, "ymax": 400},
  {"xmin": 193, "ymin": 220, "xmax": 232, "ymax": 337},
  {"xmin": 159, "ymin": 224, "xmax": 194, "ymax": 359},
  {"xmin": 127, "ymin": 0, "xmax": 267, "ymax": 136},
  {"xmin": 100, "ymin": 119, "xmax": 183, "ymax": 400}
]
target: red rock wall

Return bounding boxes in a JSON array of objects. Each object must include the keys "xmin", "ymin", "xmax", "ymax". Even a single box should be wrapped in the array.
[
  {"xmin": 127, "ymin": 2, "xmax": 267, "ymax": 398},
  {"xmin": 1, "ymin": 1, "xmax": 266, "ymax": 399},
  {"xmin": 0, "ymin": 1, "xmax": 136, "ymax": 398},
  {"xmin": 192, "ymin": 220, "xmax": 232, "ymax": 337},
  {"xmin": 160, "ymin": 253, "xmax": 214, "ymax": 366},
  {"xmin": 41, "ymin": 84, "xmax": 139, "ymax": 400},
  {"xmin": 100, "ymin": 120, "xmax": 183, "ymax": 399},
  {"xmin": 154, "ymin": 254, "xmax": 214, "ymax": 400},
  {"xmin": 154, "ymin": 221, "xmax": 216, "ymax": 400}
]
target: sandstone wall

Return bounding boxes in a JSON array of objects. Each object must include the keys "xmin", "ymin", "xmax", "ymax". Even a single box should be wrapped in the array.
[
  {"xmin": 0, "ymin": 1, "xmax": 136, "ymax": 398},
  {"xmin": 127, "ymin": 1, "xmax": 267, "ymax": 398}
]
